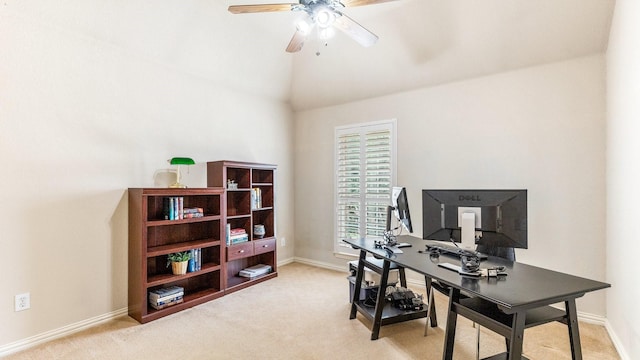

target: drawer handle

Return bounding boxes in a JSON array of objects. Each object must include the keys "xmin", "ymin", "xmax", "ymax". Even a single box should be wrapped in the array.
[
  {"xmin": 263, "ymin": 245, "xmax": 269, "ymax": 248},
  {"xmin": 238, "ymin": 250, "xmax": 245, "ymax": 253}
]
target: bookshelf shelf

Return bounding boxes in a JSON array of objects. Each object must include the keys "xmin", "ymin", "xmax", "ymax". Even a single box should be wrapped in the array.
[
  {"xmin": 128, "ymin": 187, "xmax": 225, "ymax": 324},
  {"xmin": 227, "ymin": 214, "xmax": 251, "ymax": 220},
  {"xmin": 144, "ymin": 287, "xmax": 223, "ymax": 321},
  {"xmin": 147, "ymin": 239, "xmax": 221, "ymax": 257},
  {"xmin": 226, "ymin": 272, "xmax": 278, "ymax": 291},
  {"xmin": 207, "ymin": 160, "xmax": 278, "ymax": 293},
  {"xmin": 147, "ymin": 263, "xmax": 223, "ymax": 287},
  {"xmin": 146, "ymin": 215, "xmax": 222, "ymax": 227}
]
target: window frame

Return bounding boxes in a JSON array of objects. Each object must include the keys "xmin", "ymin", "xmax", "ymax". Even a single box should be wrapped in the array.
[{"xmin": 334, "ymin": 119, "xmax": 397, "ymax": 255}]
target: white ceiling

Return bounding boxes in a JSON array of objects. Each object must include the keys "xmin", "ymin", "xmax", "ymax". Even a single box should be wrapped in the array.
[
  {"xmin": 9, "ymin": 1, "xmax": 614, "ymax": 112},
  {"xmin": 227, "ymin": 0, "xmax": 615, "ymax": 111}
]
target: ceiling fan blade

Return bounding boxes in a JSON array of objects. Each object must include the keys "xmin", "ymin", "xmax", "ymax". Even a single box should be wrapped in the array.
[
  {"xmin": 341, "ymin": 0, "xmax": 399, "ymax": 7},
  {"xmin": 333, "ymin": 13, "xmax": 378, "ymax": 47},
  {"xmin": 228, "ymin": 3, "xmax": 296, "ymax": 14},
  {"xmin": 286, "ymin": 29, "xmax": 307, "ymax": 53}
]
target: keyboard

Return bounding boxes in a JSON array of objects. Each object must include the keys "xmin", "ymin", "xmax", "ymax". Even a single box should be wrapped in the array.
[{"xmin": 424, "ymin": 240, "xmax": 487, "ymax": 260}]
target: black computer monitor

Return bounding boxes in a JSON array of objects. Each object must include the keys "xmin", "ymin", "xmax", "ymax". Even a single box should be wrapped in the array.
[
  {"xmin": 387, "ymin": 186, "xmax": 413, "ymax": 233},
  {"xmin": 422, "ymin": 189, "xmax": 527, "ymax": 249}
]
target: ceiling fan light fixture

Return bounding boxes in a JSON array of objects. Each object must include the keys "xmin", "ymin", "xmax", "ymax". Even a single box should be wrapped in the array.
[
  {"xmin": 318, "ymin": 26, "xmax": 336, "ymax": 40},
  {"xmin": 296, "ymin": 17, "xmax": 314, "ymax": 35},
  {"xmin": 314, "ymin": 7, "xmax": 336, "ymax": 28}
]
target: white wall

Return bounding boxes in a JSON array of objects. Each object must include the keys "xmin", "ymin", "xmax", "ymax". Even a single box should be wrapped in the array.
[
  {"xmin": 294, "ymin": 55, "xmax": 607, "ymax": 317},
  {"xmin": 0, "ymin": 2, "xmax": 295, "ymax": 348},
  {"xmin": 606, "ymin": 1, "xmax": 640, "ymax": 359}
]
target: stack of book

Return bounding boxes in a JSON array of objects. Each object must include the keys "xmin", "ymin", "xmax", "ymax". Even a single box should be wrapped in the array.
[
  {"xmin": 149, "ymin": 286, "xmax": 184, "ymax": 310},
  {"xmin": 183, "ymin": 207, "xmax": 204, "ymax": 218},
  {"xmin": 226, "ymin": 224, "xmax": 249, "ymax": 245},
  {"xmin": 239, "ymin": 264, "xmax": 272, "ymax": 278}
]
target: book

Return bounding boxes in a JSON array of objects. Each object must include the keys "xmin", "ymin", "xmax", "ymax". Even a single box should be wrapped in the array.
[
  {"xmin": 188, "ymin": 250, "xmax": 196, "ymax": 272},
  {"xmin": 192, "ymin": 248, "xmax": 201, "ymax": 271},
  {"xmin": 230, "ymin": 235, "xmax": 249, "ymax": 244},
  {"xmin": 229, "ymin": 233, "xmax": 248, "ymax": 239},
  {"xmin": 239, "ymin": 264, "xmax": 272, "ymax": 278},
  {"xmin": 150, "ymin": 292, "xmax": 184, "ymax": 304},
  {"xmin": 154, "ymin": 294, "xmax": 184, "ymax": 306},
  {"xmin": 243, "ymin": 264, "xmax": 272, "ymax": 273},
  {"xmin": 173, "ymin": 197, "xmax": 180, "ymax": 220},
  {"xmin": 149, "ymin": 297, "xmax": 184, "ymax": 310},
  {"xmin": 149, "ymin": 285, "xmax": 183, "ymax": 299},
  {"xmin": 256, "ymin": 188, "xmax": 262, "ymax": 208},
  {"xmin": 230, "ymin": 228, "xmax": 246, "ymax": 235},
  {"xmin": 183, "ymin": 207, "xmax": 203, "ymax": 215},
  {"xmin": 251, "ymin": 188, "xmax": 262, "ymax": 209},
  {"xmin": 184, "ymin": 213, "xmax": 204, "ymax": 218},
  {"xmin": 163, "ymin": 198, "xmax": 170, "ymax": 219}
]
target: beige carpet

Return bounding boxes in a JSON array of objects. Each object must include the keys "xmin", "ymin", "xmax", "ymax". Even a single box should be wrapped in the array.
[{"xmin": 5, "ymin": 263, "xmax": 619, "ymax": 359}]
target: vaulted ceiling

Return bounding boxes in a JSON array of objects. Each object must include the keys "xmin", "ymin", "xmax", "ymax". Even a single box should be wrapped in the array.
[
  {"xmin": 5, "ymin": 1, "xmax": 614, "ymax": 112},
  {"xmin": 226, "ymin": 0, "xmax": 615, "ymax": 110}
]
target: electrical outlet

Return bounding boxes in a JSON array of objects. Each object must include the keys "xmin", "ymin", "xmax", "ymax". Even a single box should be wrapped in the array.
[
  {"xmin": 281, "ymin": 237, "xmax": 286, "ymax": 247},
  {"xmin": 15, "ymin": 293, "xmax": 30, "ymax": 312}
]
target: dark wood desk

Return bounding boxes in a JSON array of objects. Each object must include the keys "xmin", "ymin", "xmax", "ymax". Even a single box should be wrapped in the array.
[{"xmin": 344, "ymin": 235, "xmax": 610, "ymax": 360}]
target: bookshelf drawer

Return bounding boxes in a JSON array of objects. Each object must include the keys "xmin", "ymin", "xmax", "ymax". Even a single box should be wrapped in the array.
[
  {"xmin": 227, "ymin": 242, "xmax": 254, "ymax": 261},
  {"xmin": 254, "ymin": 238, "xmax": 276, "ymax": 255}
]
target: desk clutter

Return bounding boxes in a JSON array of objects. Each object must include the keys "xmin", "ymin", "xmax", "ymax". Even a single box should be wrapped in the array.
[
  {"xmin": 385, "ymin": 285, "xmax": 423, "ymax": 311},
  {"xmin": 437, "ymin": 262, "xmax": 508, "ymax": 277},
  {"xmin": 347, "ymin": 260, "xmax": 400, "ymax": 305}
]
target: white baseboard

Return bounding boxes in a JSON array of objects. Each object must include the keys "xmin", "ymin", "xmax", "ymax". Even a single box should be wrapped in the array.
[
  {"xmin": 277, "ymin": 256, "xmax": 296, "ymax": 267},
  {"xmin": 604, "ymin": 319, "xmax": 630, "ymax": 360},
  {"xmin": 0, "ymin": 307, "xmax": 128, "ymax": 357},
  {"xmin": 292, "ymin": 256, "xmax": 348, "ymax": 273}
]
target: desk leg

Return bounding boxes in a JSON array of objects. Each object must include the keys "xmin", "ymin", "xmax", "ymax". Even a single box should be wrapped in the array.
[
  {"xmin": 349, "ymin": 250, "xmax": 367, "ymax": 320},
  {"xmin": 425, "ymin": 277, "xmax": 438, "ymax": 327},
  {"xmin": 566, "ymin": 299, "xmax": 583, "ymax": 360},
  {"xmin": 370, "ymin": 259, "xmax": 391, "ymax": 340},
  {"xmin": 443, "ymin": 287, "xmax": 460, "ymax": 360},
  {"xmin": 508, "ymin": 311, "xmax": 526, "ymax": 360},
  {"xmin": 399, "ymin": 267, "xmax": 407, "ymax": 287}
]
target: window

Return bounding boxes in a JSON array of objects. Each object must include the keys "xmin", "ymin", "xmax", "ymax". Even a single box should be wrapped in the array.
[{"xmin": 335, "ymin": 120, "xmax": 396, "ymax": 254}]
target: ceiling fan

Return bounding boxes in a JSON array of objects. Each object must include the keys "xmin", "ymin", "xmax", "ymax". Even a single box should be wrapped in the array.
[{"xmin": 228, "ymin": 0, "xmax": 399, "ymax": 53}]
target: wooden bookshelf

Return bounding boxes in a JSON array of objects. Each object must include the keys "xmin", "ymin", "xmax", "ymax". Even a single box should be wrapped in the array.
[
  {"xmin": 207, "ymin": 160, "xmax": 278, "ymax": 293},
  {"xmin": 128, "ymin": 188, "xmax": 225, "ymax": 323}
]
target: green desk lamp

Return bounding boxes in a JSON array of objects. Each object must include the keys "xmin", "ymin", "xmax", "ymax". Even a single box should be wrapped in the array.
[{"xmin": 169, "ymin": 157, "xmax": 195, "ymax": 188}]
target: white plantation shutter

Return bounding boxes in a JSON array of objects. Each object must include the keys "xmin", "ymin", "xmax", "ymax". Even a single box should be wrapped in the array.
[{"xmin": 335, "ymin": 120, "xmax": 396, "ymax": 253}]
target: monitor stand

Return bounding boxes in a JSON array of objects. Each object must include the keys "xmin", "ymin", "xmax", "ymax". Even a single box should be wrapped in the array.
[
  {"xmin": 460, "ymin": 212, "xmax": 477, "ymax": 252},
  {"xmin": 384, "ymin": 205, "xmax": 397, "ymax": 245}
]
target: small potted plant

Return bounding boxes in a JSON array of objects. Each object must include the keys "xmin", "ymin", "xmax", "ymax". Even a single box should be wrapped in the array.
[{"xmin": 166, "ymin": 251, "xmax": 192, "ymax": 275}]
